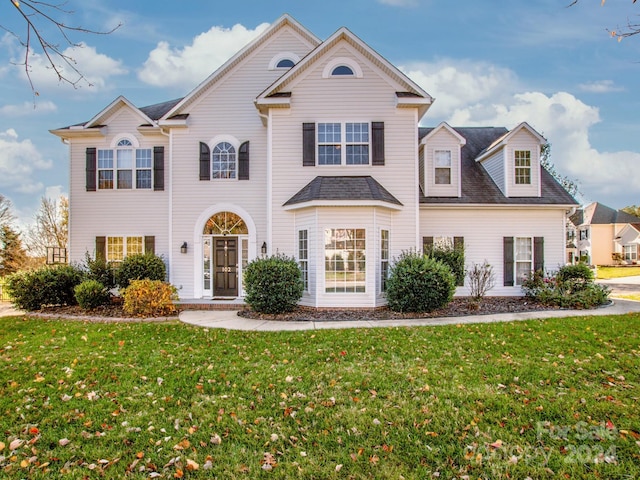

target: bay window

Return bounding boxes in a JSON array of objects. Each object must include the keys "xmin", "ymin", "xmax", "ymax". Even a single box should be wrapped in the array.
[{"xmin": 325, "ymin": 228, "xmax": 366, "ymax": 293}]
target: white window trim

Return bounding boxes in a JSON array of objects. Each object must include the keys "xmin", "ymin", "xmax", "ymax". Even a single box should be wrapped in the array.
[
  {"xmin": 317, "ymin": 122, "xmax": 371, "ymax": 166},
  {"xmin": 208, "ymin": 135, "xmax": 240, "ymax": 181},
  {"xmin": 268, "ymin": 52, "xmax": 300, "ymax": 70},
  {"xmin": 322, "ymin": 57, "xmax": 363, "ymax": 78}
]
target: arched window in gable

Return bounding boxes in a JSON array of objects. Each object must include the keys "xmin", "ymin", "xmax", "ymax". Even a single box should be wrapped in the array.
[{"xmin": 331, "ymin": 65, "xmax": 354, "ymax": 76}]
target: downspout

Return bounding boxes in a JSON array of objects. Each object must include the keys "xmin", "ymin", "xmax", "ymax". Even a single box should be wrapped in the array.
[{"xmin": 257, "ymin": 110, "xmax": 272, "ymax": 256}]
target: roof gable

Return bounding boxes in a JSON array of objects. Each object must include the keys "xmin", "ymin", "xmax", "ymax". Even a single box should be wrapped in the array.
[
  {"xmin": 162, "ymin": 14, "xmax": 320, "ymax": 119},
  {"xmin": 256, "ymin": 26, "xmax": 433, "ymax": 117},
  {"xmin": 476, "ymin": 122, "xmax": 546, "ymax": 162},
  {"xmin": 421, "ymin": 121, "xmax": 466, "ymax": 145},
  {"xmin": 84, "ymin": 96, "xmax": 154, "ymax": 129},
  {"xmin": 584, "ymin": 202, "xmax": 640, "ymax": 225}
]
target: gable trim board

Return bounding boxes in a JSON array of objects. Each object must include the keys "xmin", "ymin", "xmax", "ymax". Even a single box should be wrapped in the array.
[{"xmin": 51, "ymin": 14, "xmax": 576, "ymax": 307}]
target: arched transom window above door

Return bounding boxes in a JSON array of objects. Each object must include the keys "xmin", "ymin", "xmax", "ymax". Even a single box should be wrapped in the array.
[{"xmin": 203, "ymin": 212, "xmax": 248, "ymax": 235}]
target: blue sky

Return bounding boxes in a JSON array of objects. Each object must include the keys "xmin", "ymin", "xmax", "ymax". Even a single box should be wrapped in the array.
[{"xmin": 1, "ymin": 0, "xmax": 639, "ymax": 229}]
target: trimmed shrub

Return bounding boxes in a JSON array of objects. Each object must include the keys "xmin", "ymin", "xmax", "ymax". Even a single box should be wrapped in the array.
[
  {"xmin": 115, "ymin": 253, "xmax": 166, "ymax": 289},
  {"xmin": 425, "ymin": 243, "xmax": 465, "ymax": 286},
  {"xmin": 521, "ymin": 266, "xmax": 609, "ymax": 309},
  {"xmin": 386, "ymin": 251, "xmax": 456, "ymax": 313},
  {"xmin": 244, "ymin": 254, "xmax": 304, "ymax": 314},
  {"xmin": 467, "ymin": 261, "xmax": 495, "ymax": 300},
  {"xmin": 83, "ymin": 253, "xmax": 117, "ymax": 290},
  {"xmin": 75, "ymin": 279, "xmax": 111, "ymax": 310},
  {"xmin": 122, "ymin": 279, "xmax": 177, "ymax": 317},
  {"xmin": 5, "ymin": 264, "xmax": 84, "ymax": 311}
]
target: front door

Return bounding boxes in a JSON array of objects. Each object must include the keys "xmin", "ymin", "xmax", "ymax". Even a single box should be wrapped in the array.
[{"xmin": 213, "ymin": 237, "xmax": 238, "ymax": 297}]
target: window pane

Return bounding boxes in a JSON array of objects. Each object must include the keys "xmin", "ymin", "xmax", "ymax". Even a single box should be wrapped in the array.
[
  {"xmin": 97, "ymin": 150, "xmax": 113, "ymax": 168},
  {"xmin": 98, "ymin": 171, "xmax": 113, "ymax": 189},
  {"xmin": 332, "ymin": 65, "xmax": 354, "ymax": 76},
  {"xmin": 435, "ymin": 168, "xmax": 451, "ymax": 185},
  {"xmin": 515, "ymin": 150, "xmax": 531, "ymax": 185},
  {"xmin": 299, "ymin": 230, "xmax": 309, "ymax": 292},
  {"xmin": 346, "ymin": 145, "xmax": 369, "ymax": 165},
  {"xmin": 136, "ymin": 149, "xmax": 152, "ymax": 168},
  {"xmin": 435, "ymin": 150, "xmax": 451, "ymax": 167},
  {"xmin": 212, "ymin": 142, "xmax": 236, "ymax": 179},
  {"xmin": 117, "ymin": 139, "xmax": 133, "ymax": 147},
  {"xmin": 127, "ymin": 236, "xmax": 144, "ymax": 256},
  {"xmin": 117, "ymin": 149, "xmax": 133, "ymax": 169},
  {"xmin": 136, "ymin": 170, "xmax": 152, "ymax": 189},
  {"xmin": 515, "ymin": 238, "xmax": 532, "ymax": 261},
  {"xmin": 319, "ymin": 145, "xmax": 342, "ymax": 165},
  {"xmin": 516, "ymin": 262, "xmax": 531, "ymax": 286},
  {"xmin": 117, "ymin": 170, "xmax": 133, "ymax": 189},
  {"xmin": 325, "ymin": 228, "xmax": 366, "ymax": 293},
  {"xmin": 107, "ymin": 237, "xmax": 124, "ymax": 262},
  {"xmin": 318, "ymin": 123, "xmax": 341, "ymax": 143},
  {"xmin": 346, "ymin": 123, "xmax": 368, "ymax": 143}
]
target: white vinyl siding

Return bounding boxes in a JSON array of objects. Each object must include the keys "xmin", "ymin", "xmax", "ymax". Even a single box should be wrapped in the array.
[
  {"xmin": 480, "ymin": 149, "xmax": 506, "ymax": 196},
  {"xmin": 420, "ymin": 207, "xmax": 567, "ymax": 296},
  {"xmin": 423, "ymin": 127, "xmax": 461, "ymax": 197},
  {"xmin": 506, "ymin": 130, "xmax": 540, "ymax": 197}
]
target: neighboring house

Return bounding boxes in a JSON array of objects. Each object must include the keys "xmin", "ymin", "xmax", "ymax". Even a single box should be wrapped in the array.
[
  {"xmin": 50, "ymin": 15, "xmax": 576, "ymax": 308},
  {"xmin": 570, "ymin": 202, "xmax": 640, "ymax": 266}
]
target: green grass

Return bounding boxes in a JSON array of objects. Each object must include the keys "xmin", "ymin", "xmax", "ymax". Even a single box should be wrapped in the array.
[
  {"xmin": 597, "ymin": 266, "xmax": 640, "ymax": 279},
  {"xmin": 1, "ymin": 314, "xmax": 639, "ymax": 479}
]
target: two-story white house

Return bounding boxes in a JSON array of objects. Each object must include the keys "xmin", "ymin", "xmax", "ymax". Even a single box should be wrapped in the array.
[{"xmin": 51, "ymin": 15, "xmax": 577, "ymax": 308}]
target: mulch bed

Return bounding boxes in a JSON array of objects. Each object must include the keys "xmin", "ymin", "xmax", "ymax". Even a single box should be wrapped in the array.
[
  {"xmin": 238, "ymin": 297, "xmax": 560, "ymax": 322},
  {"xmin": 33, "ymin": 296, "xmax": 560, "ymax": 322}
]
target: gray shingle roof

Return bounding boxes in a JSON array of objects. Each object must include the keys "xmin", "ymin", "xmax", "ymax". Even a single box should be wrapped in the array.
[
  {"xmin": 139, "ymin": 98, "xmax": 184, "ymax": 120},
  {"xmin": 588, "ymin": 202, "xmax": 640, "ymax": 225},
  {"xmin": 418, "ymin": 127, "xmax": 578, "ymax": 206},
  {"xmin": 284, "ymin": 176, "xmax": 403, "ymax": 206}
]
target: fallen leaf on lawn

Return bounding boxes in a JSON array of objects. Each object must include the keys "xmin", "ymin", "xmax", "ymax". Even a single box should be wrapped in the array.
[
  {"xmin": 490, "ymin": 440, "xmax": 503, "ymax": 449},
  {"xmin": 211, "ymin": 434, "xmax": 222, "ymax": 445},
  {"xmin": 61, "ymin": 394, "xmax": 72, "ymax": 402},
  {"xmin": 9, "ymin": 439, "xmax": 23, "ymax": 450},
  {"xmin": 606, "ymin": 420, "xmax": 615, "ymax": 430},
  {"xmin": 186, "ymin": 459, "xmax": 199, "ymax": 471},
  {"xmin": 336, "ymin": 464, "xmax": 343, "ymax": 472},
  {"xmin": 0, "ymin": 441, "xmax": 4, "ymax": 451},
  {"xmin": 58, "ymin": 438, "xmax": 70, "ymax": 446},
  {"xmin": 373, "ymin": 418, "xmax": 381, "ymax": 425},
  {"xmin": 203, "ymin": 460, "xmax": 213, "ymax": 470},
  {"xmin": 369, "ymin": 455, "xmax": 379, "ymax": 465},
  {"xmin": 270, "ymin": 433, "xmax": 278, "ymax": 442}
]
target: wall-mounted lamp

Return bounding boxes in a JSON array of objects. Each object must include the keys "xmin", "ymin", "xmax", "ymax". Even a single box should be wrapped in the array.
[
  {"xmin": 261, "ymin": 241, "xmax": 267, "ymax": 255},
  {"xmin": 180, "ymin": 242, "xmax": 188, "ymax": 254}
]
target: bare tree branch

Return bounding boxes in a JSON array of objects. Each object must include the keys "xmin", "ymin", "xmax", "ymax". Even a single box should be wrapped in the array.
[
  {"xmin": 568, "ymin": 0, "xmax": 640, "ymax": 41},
  {"xmin": 3, "ymin": 0, "xmax": 121, "ymax": 95}
]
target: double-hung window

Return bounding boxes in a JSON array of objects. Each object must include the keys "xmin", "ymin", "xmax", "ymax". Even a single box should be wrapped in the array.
[
  {"xmin": 318, "ymin": 122, "xmax": 370, "ymax": 165},
  {"xmin": 298, "ymin": 230, "xmax": 309, "ymax": 292},
  {"xmin": 434, "ymin": 150, "xmax": 452, "ymax": 184},
  {"xmin": 515, "ymin": 237, "xmax": 533, "ymax": 285},
  {"xmin": 514, "ymin": 150, "xmax": 531, "ymax": 185},
  {"xmin": 97, "ymin": 139, "xmax": 153, "ymax": 190},
  {"xmin": 380, "ymin": 230, "xmax": 389, "ymax": 293},
  {"xmin": 106, "ymin": 236, "xmax": 144, "ymax": 263},
  {"xmin": 624, "ymin": 245, "xmax": 637, "ymax": 262}
]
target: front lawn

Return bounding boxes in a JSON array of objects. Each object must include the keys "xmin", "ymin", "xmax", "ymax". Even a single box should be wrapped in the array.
[
  {"xmin": 597, "ymin": 265, "xmax": 640, "ymax": 279},
  {"xmin": 1, "ymin": 314, "xmax": 639, "ymax": 479}
]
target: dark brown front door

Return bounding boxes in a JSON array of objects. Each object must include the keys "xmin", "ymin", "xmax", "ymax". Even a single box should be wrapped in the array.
[{"xmin": 214, "ymin": 237, "xmax": 238, "ymax": 297}]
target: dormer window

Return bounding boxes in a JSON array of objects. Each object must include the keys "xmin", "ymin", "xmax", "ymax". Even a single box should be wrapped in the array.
[
  {"xmin": 434, "ymin": 150, "xmax": 452, "ymax": 185},
  {"xmin": 331, "ymin": 65, "xmax": 354, "ymax": 76},
  {"xmin": 276, "ymin": 58, "xmax": 295, "ymax": 68},
  {"xmin": 515, "ymin": 150, "xmax": 531, "ymax": 185}
]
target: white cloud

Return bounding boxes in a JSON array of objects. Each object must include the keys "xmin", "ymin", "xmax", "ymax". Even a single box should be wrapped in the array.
[
  {"xmin": 578, "ymin": 80, "xmax": 624, "ymax": 93},
  {"xmin": 404, "ymin": 59, "xmax": 640, "ymax": 207},
  {"xmin": 0, "ymin": 129, "xmax": 52, "ymax": 194},
  {"xmin": 13, "ymin": 41, "xmax": 127, "ymax": 92},
  {"xmin": 138, "ymin": 22, "xmax": 270, "ymax": 88},
  {"xmin": 0, "ymin": 101, "xmax": 57, "ymax": 116}
]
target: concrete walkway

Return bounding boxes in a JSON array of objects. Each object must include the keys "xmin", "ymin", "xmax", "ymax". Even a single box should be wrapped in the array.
[{"xmin": 179, "ymin": 299, "xmax": 640, "ymax": 331}]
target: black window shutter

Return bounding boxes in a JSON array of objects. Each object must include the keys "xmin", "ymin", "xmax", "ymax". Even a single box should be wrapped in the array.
[
  {"xmin": 238, "ymin": 141, "xmax": 250, "ymax": 180},
  {"xmin": 423, "ymin": 236, "xmax": 434, "ymax": 254},
  {"xmin": 372, "ymin": 122, "xmax": 385, "ymax": 166},
  {"xmin": 503, "ymin": 237, "xmax": 514, "ymax": 286},
  {"xmin": 153, "ymin": 146, "xmax": 164, "ymax": 191},
  {"xmin": 199, "ymin": 142, "xmax": 210, "ymax": 180},
  {"xmin": 144, "ymin": 236, "xmax": 155, "ymax": 254},
  {"xmin": 96, "ymin": 236, "xmax": 106, "ymax": 261},
  {"xmin": 454, "ymin": 237, "xmax": 464, "ymax": 286},
  {"xmin": 534, "ymin": 237, "xmax": 544, "ymax": 272},
  {"xmin": 86, "ymin": 147, "xmax": 97, "ymax": 191},
  {"xmin": 303, "ymin": 123, "xmax": 315, "ymax": 166}
]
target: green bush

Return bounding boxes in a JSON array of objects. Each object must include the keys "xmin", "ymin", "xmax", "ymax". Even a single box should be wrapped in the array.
[
  {"xmin": 521, "ymin": 266, "xmax": 609, "ymax": 309},
  {"xmin": 425, "ymin": 243, "xmax": 465, "ymax": 286},
  {"xmin": 244, "ymin": 254, "xmax": 303, "ymax": 314},
  {"xmin": 115, "ymin": 253, "xmax": 166, "ymax": 289},
  {"xmin": 386, "ymin": 251, "xmax": 456, "ymax": 313},
  {"xmin": 122, "ymin": 279, "xmax": 177, "ymax": 317},
  {"xmin": 82, "ymin": 253, "xmax": 117, "ymax": 290},
  {"xmin": 75, "ymin": 279, "xmax": 111, "ymax": 310},
  {"xmin": 5, "ymin": 264, "xmax": 84, "ymax": 311}
]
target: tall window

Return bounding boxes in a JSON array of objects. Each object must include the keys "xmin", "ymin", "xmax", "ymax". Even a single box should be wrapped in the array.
[
  {"xmin": 380, "ymin": 230, "xmax": 389, "ymax": 293},
  {"xmin": 212, "ymin": 142, "xmax": 236, "ymax": 179},
  {"xmin": 318, "ymin": 123, "xmax": 369, "ymax": 165},
  {"xmin": 434, "ymin": 150, "xmax": 452, "ymax": 184},
  {"xmin": 325, "ymin": 229, "xmax": 366, "ymax": 293},
  {"xmin": 98, "ymin": 139, "xmax": 152, "ymax": 190},
  {"xmin": 107, "ymin": 236, "xmax": 144, "ymax": 263},
  {"xmin": 299, "ymin": 230, "xmax": 309, "ymax": 292},
  {"xmin": 515, "ymin": 237, "xmax": 532, "ymax": 285},
  {"xmin": 514, "ymin": 150, "xmax": 531, "ymax": 185}
]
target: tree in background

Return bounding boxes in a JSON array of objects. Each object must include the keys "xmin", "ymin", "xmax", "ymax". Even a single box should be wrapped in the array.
[
  {"xmin": 4, "ymin": 0, "xmax": 120, "ymax": 95},
  {"xmin": 0, "ymin": 195, "xmax": 27, "ymax": 275},
  {"xmin": 622, "ymin": 205, "xmax": 640, "ymax": 218},
  {"xmin": 569, "ymin": 0, "xmax": 639, "ymax": 41},
  {"xmin": 25, "ymin": 195, "xmax": 68, "ymax": 262},
  {"xmin": 540, "ymin": 143, "xmax": 580, "ymax": 199},
  {"xmin": 0, "ymin": 194, "xmax": 14, "ymax": 227}
]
